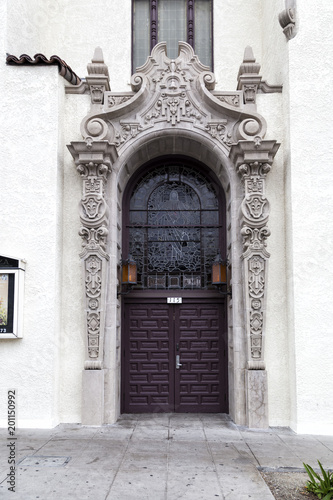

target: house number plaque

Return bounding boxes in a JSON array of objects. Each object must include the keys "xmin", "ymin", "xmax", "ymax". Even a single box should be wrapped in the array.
[{"xmin": 167, "ymin": 297, "xmax": 182, "ymax": 304}]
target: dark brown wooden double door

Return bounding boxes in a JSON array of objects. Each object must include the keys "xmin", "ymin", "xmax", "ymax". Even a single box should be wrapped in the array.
[{"xmin": 122, "ymin": 296, "xmax": 228, "ymax": 413}]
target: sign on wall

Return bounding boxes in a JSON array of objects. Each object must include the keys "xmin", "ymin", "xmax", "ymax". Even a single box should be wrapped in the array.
[
  {"xmin": 167, "ymin": 297, "xmax": 182, "ymax": 304},
  {"xmin": 0, "ymin": 257, "xmax": 25, "ymax": 339}
]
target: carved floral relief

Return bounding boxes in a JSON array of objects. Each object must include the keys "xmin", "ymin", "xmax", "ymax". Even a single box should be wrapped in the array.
[
  {"xmin": 237, "ymin": 160, "xmax": 273, "ymax": 368},
  {"xmin": 68, "ymin": 141, "xmax": 117, "ymax": 370},
  {"xmin": 79, "ymin": 43, "xmax": 267, "ymax": 155}
]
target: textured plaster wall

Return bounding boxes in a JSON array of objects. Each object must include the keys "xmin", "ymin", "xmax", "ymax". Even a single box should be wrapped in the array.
[
  {"xmin": 258, "ymin": 94, "xmax": 289, "ymax": 427},
  {"xmin": 0, "ymin": 63, "xmax": 63, "ymax": 428},
  {"xmin": 260, "ymin": 0, "xmax": 286, "ymax": 86},
  {"xmin": 6, "ymin": 0, "xmax": 132, "ymax": 92},
  {"xmin": 286, "ymin": 0, "xmax": 333, "ymax": 434},
  {"xmin": 214, "ymin": 0, "xmax": 262, "ymax": 90},
  {"xmin": 59, "ymin": 94, "xmax": 90, "ymax": 423},
  {"xmin": 3, "ymin": 0, "xmax": 131, "ymax": 425},
  {"xmin": 258, "ymin": 1, "xmax": 290, "ymax": 427}
]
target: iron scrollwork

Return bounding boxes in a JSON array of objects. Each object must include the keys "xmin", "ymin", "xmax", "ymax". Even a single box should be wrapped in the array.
[{"xmin": 127, "ymin": 164, "xmax": 223, "ymax": 290}]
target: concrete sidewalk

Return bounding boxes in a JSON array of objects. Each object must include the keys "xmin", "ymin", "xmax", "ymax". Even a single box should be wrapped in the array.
[{"xmin": 1, "ymin": 414, "xmax": 333, "ymax": 499}]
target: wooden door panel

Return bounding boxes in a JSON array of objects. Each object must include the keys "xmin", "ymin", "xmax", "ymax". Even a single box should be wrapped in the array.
[
  {"xmin": 123, "ymin": 303, "xmax": 174, "ymax": 412},
  {"xmin": 122, "ymin": 298, "xmax": 227, "ymax": 414},
  {"xmin": 175, "ymin": 303, "xmax": 227, "ymax": 413}
]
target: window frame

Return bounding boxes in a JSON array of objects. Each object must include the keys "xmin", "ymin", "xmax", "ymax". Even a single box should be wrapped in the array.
[
  {"xmin": 0, "ymin": 256, "xmax": 25, "ymax": 339},
  {"xmin": 122, "ymin": 157, "xmax": 226, "ymax": 291},
  {"xmin": 132, "ymin": 0, "xmax": 214, "ymax": 73}
]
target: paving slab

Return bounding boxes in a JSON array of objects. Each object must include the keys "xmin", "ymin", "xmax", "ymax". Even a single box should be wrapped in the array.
[
  {"xmin": 95, "ymin": 425, "xmax": 134, "ymax": 440},
  {"xmin": 1, "ymin": 414, "xmax": 332, "ymax": 499},
  {"xmin": 166, "ymin": 469, "xmax": 224, "ymax": 499},
  {"xmin": 169, "ymin": 426, "xmax": 206, "ymax": 441},
  {"xmin": 131, "ymin": 425, "xmax": 170, "ymax": 441},
  {"xmin": 168, "ymin": 440, "xmax": 216, "ymax": 471},
  {"xmin": 1, "ymin": 466, "xmax": 116, "ymax": 500},
  {"xmin": 217, "ymin": 463, "xmax": 274, "ymax": 499},
  {"xmin": 106, "ymin": 469, "xmax": 167, "ymax": 500},
  {"xmin": 69, "ymin": 439, "xmax": 128, "ymax": 470}
]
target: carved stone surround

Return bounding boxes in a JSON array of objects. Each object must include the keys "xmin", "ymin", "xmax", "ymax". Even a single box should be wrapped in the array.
[{"xmin": 67, "ymin": 43, "xmax": 280, "ymax": 427}]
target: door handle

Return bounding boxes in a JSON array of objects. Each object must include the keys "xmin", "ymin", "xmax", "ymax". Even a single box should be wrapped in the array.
[{"xmin": 176, "ymin": 354, "xmax": 182, "ymax": 369}]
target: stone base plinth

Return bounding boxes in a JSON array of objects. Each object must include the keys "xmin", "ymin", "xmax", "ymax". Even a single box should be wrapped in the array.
[
  {"xmin": 246, "ymin": 369, "xmax": 268, "ymax": 428},
  {"xmin": 82, "ymin": 369, "xmax": 104, "ymax": 425}
]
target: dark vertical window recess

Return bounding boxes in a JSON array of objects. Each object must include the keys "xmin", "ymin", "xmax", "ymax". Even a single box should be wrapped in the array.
[
  {"xmin": 0, "ymin": 273, "xmax": 14, "ymax": 333},
  {"xmin": 125, "ymin": 162, "xmax": 225, "ymax": 290},
  {"xmin": 132, "ymin": 0, "xmax": 213, "ymax": 71}
]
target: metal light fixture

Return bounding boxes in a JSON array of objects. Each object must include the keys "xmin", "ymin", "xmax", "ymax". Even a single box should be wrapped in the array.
[
  {"xmin": 212, "ymin": 252, "xmax": 227, "ymax": 285},
  {"xmin": 212, "ymin": 252, "xmax": 231, "ymax": 296},
  {"xmin": 118, "ymin": 255, "xmax": 137, "ymax": 297},
  {"xmin": 121, "ymin": 255, "xmax": 137, "ymax": 286}
]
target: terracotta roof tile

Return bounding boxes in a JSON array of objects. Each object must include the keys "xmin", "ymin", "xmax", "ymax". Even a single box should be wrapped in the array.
[{"xmin": 6, "ymin": 53, "xmax": 81, "ymax": 85}]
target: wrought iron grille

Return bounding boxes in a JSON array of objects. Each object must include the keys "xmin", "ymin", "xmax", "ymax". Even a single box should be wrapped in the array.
[{"xmin": 128, "ymin": 164, "xmax": 222, "ymax": 289}]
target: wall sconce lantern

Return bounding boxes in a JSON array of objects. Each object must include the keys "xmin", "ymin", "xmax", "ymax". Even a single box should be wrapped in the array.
[
  {"xmin": 212, "ymin": 252, "xmax": 231, "ymax": 295},
  {"xmin": 121, "ymin": 256, "xmax": 137, "ymax": 285},
  {"xmin": 118, "ymin": 256, "xmax": 137, "ymax": 297}
]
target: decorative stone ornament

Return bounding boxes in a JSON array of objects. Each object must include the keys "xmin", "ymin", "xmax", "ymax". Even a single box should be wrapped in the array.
[
  {"xmin": 67, "ymin": 43, "xmax": 280, "ymax": 427},
  {"xmin": 78, "ymin": 42, "xmax": 268, "ymax": 156},
  {"xmin": 279, "ymin": 0, "xmax": 297, "ymax": 40},
  {"xmin": 237, "ymin": 46, "xmax": 262, "ymax": 106},
  {"xmin": 67, "ymin": 141, "xmax": 117, "ymax": 370},
  {"xmin": 86, "ymin": 47, "xmax": 110, "ymax": 105}
]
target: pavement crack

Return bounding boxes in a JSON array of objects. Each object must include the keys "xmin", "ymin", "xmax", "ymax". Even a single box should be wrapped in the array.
[{"xmin": 103, "ymin": 418, "xmax": 138, "ymax": 500}]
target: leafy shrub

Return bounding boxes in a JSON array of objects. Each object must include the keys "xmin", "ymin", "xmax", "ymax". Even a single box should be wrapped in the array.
[{"xmin": 303, "ymin": 461, "xmax": 333, "ymax": 499}]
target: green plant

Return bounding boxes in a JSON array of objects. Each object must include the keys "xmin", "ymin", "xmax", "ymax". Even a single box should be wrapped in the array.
[{"xmin": 303, "ymin": 461, "xmax": 333, "ymax": 499}]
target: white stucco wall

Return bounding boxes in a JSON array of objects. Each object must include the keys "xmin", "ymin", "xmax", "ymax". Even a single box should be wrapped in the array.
[
  {"xmin": 0, "ymin": 64, "xmax": 64, "ymax": 428},
  {"xmin": 58, "ymin": 94, "xmax": 89, "ymax": 423},
  {"xmin": 2, "ymin": 0, "xmax": 332, "ymax": 433},
  {"xmin": 214, "ymin": 0, "xmax": 262, "ymax": 91},
  {"xmin": 285, "ymin": 0, "xmax": 333, "ymax": 434},
  {"xmin": 258, "ymin": 1, "xmax": 291, "ymax": 428},
  {"xmin": 6, "ymin": 0, "xmax": 132, "ymax": 92}
]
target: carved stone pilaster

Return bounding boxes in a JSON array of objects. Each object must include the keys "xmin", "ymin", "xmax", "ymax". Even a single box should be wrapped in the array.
[
  {"xmin": 230, "ymin": 141, "xmax": 279, "ymax": 371},
  {"xmin": 230, "ymin": 141, "xmax": 278, "ymax": 428},
  {"xmin": 238, "ymin": 161, "xmax": 271, "ymax": 370},
  {"xmin": 67, "ymin": 141, "xmax": 118, "ymax": 370}
]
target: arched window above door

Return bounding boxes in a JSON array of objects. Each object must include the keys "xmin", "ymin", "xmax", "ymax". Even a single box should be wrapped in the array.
[{"xmin": 124, "ymin": 161, "xmax": 225, "ymax": 290}]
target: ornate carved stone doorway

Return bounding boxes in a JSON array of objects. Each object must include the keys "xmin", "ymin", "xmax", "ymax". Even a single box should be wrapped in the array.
[{"xmin": 68, "ymin": 42, "xmax": 279, "ymax": 427}]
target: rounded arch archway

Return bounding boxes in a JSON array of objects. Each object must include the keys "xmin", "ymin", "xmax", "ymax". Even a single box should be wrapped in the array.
[
  {"xmin": 119, "ymin": 154, "xmax": 230, "ymax": 414},
  {"xmin": 122, "ymin": 155, "xmax": 227, "ymax": 293}
]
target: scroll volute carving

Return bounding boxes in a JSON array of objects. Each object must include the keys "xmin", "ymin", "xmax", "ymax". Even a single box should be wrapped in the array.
[{"xmin": 79, "ymin": 42, "xmax": 268, "ymax": 154}]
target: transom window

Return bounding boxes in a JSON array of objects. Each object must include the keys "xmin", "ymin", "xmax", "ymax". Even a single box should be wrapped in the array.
[
  {"xmin": 132, "ymin": 0, "xmax": 213, "ymax": 72},
  {"xmin": 125, "ymin": 162, "xmax": 225, "ymax": 290}
]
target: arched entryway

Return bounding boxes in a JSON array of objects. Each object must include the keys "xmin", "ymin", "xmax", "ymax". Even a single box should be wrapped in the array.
[
  {"xmin": 121, "ymin": 157, "xmax": 228, "ymax": 413},
  {"xmin": 68, "ymin": 42, "xmax": 279, "ymax": 427}
]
